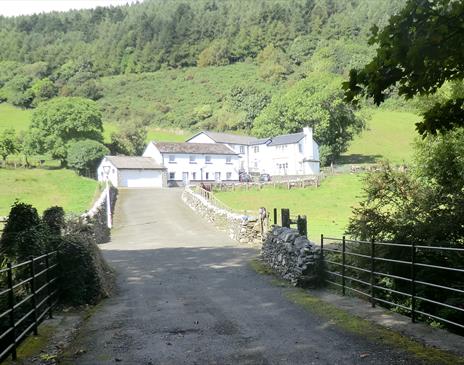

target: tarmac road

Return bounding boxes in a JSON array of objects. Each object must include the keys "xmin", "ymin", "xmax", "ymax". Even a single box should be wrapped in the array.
[{"xmin": 69, "ymin": 188, "xmax": 423, "ymax": 365}]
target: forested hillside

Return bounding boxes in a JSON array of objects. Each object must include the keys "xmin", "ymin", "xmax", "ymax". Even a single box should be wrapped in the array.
[
  {"xmin": 0, "ymin": 0, "xmax": 405, "ymax": 74},
  {"xmin": 0, "ymin": 0, "xmax": 413, "ymax": 165}
]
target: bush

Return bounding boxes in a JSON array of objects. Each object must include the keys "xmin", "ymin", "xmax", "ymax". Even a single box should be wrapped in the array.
[
  {"xmin": 57, "ymin": 219, "xmax": 113, "ymax": 305},
  {"xmin": 67, "ymin": 139, "xmax": 109, "ymax": 174},
  {"xmin": 0, "ymin": 201, "xmax": 47, "ymax": 261},
  {"xmin": 42, "ymin": 206, "xmax": 65, "ymax": 251}
]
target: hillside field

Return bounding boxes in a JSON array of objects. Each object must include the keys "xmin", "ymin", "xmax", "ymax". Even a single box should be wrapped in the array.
[
  {"xmin": 0, "ymin": 168, "xmax": 98, "ymax": 216},
  {"xmin": 215, "ymin": 174, "xmax": 364, "ymax": 241},
  {"xmin": 340, "ymin": 109, "xmax": 420, "ymax": 164},
  {"xmin": 0, "ymin": 103, "xmax": 32, "ymax": 132}
]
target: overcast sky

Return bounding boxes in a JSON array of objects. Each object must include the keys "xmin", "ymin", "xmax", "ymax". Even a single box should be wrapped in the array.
[{"xmin": 0, "ymin": 1, "xmax": 140, "ymax": 17}]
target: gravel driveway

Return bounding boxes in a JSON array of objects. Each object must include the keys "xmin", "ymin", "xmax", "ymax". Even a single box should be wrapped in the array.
[{"xmin": 68, "ymin": 188, "xmax": 423, "ymax": 365}]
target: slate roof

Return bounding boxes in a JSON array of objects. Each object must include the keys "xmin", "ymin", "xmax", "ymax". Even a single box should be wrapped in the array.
[
  {"xmin": 105, "ymin": 156, "xmax": 165, "ymax": 170},
  {"xmin": 187, "ymin": 131, "xmax": 258, "ymax": 145},
  {"xmin": 267, "ymin": 132, "xmax": 305, "ymax": 146},
  {"xmin": 250, "ymin": 138, "xmax": 271, "ymax": 146},
  {"xmin": 153, "ymin": 142, "xmax": 237, "ymax": 155}
]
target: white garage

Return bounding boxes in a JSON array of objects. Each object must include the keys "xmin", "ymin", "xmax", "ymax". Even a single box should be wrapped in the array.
[{"xmin": 97, "ymin": 156, "xmax": 167, "ymax": 188}]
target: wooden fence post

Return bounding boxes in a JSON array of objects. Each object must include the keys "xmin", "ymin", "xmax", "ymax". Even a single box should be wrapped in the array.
[
  {"xmin": 370, "ymin": 239, "xmax": 376, "ymax": 308},
  {"xmin": 273, "ymin": 208, "xmax": 277, "ymax": 225},
  {"xmin": 281, "ymin": 209, "xmax": 290, "ymax": 228},
  {"xmin": 297, "ymin": 215, "xmax": 307, "ymax": 237},
  {"xmin": 45, "ymin": 254, "xmax": 53, "ymax": 319}
]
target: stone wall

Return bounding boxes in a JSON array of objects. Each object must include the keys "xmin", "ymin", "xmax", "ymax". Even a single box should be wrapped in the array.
[
  {"xmin": 81, "ymin": 186, "xmax": 118, "ymax": 244},
  {"xmin": 182, "ymin": 187, "xmax": 266, "ymax": 245},
  {"xmin": 262, "ymin": 226, "xmax": 323, "ymax": 287}
]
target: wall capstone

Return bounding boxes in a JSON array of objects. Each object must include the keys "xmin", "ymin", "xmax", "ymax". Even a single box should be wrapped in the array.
[
  {"xmin": 261, "ymin": 226, "xmax": 323, "ymax": 287},
  {"xmin": 182, "ymin": 187, "xmax": 266, "ymax": 244},
  {"xmin": 80, "ymin": 186, "xmax": 118, "ymax": 244}
]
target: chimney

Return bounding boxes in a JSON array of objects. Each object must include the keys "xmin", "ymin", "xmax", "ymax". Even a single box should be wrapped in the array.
[{"xmin": 303, "ymin": 126, "xmax": 313, "ymax": 141}]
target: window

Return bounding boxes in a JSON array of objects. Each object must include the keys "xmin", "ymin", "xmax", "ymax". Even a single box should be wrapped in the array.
[
  {"xmin": 189, "ymin": 155, "xmax": 196, "ymax": 164},
  {"xmin": 169, "ymin": 155, "xmax": 175, "ymax": 163},
  {"xmin": 299, "ymin": 144, "xmax": 303, "ymax": 153},
  {"xmin": 226, "ymin": 156, "xmax": 232, "ymax": 164},
  {"xmin": 239, "ymin": 145, "xmax": 245, "ymax": 154},
  {"xmin": 253, "ymin": 146, "xmax": 259, "ymax": 153},
  {"xmin": 192, "ymin": 172, "xmax": 196, "ymax": 180},
  {"xmin": 169, "ymin": 172, "xmax": 175, "ymax": 180},
  {"xmin": 254, "ymin": 161, "xmax": 258, "ymax": 168},
  {"xmin": 205, "ymin": 155, "xmax": 211, "ymax": 164},
  {"xmin": 205, "ymin": 172, "xmax": 209, "ymax": 180},
  {"xmin": 226, "ymin": 172, "xmax": 232, "ymax": 180},
  {"xmin": 285, "ymin": 162, "xmax": 288, "ymax": 168}
]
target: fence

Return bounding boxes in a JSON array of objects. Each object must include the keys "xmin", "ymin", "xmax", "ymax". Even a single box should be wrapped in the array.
[
  {"xmin": 321, "ymin": 235, "xmax": 464, "ymax": 331},
  {"xmin": 192, "ymin": 185, "xmax": 244, "ymax": 215},
  {"xmin": 0, "ymin": 252, "xmax": 58, "ymax": 362},
  {"xmin": 272, "ymin": 208, "xmax": 308, "ymax": 238}
]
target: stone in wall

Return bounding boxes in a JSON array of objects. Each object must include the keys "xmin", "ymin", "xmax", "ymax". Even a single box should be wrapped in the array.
[
  {"xmin": 261, "ymin": 226, "xmax": 323, "ymax": 287},
  {"xmin": 182, "ymin": 187, "xmax": 266, "ymax": 245}
]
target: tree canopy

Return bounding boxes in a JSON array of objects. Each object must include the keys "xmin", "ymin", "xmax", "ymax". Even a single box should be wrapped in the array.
[
  {"xmin": 27, "ymin": 97, "xmax": 103, "ymax": 165},
  {"xmin": 253, "ymin": 73, "xmax": 364, "ymax": 165},
  {"xmin": 343, "ymin": 0, "xmax": 464, "ymax": 135}
]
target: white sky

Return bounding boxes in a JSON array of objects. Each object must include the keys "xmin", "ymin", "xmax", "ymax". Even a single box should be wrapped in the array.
[{"xmin": 0, "ymin": 1, "xmax": 140, "ymax": 17}]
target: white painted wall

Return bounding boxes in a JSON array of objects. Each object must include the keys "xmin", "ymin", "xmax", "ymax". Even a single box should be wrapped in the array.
[
  {"xmin": 248, "ymin": 127, "xmax": 320, "ymax": 176},
  {"xmin": 97, "ymin": 158, "xmax": 119, "ymax": 187},
  {"xmin": 97, "ymin": 157, "xmax": 165, "ymax": 188},
  {"xmin": 118, "ymin": 169, "xmax": 163, "ymax": 188}
]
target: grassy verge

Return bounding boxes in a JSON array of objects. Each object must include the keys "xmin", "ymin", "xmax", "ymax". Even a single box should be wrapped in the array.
[
  {"xmin": 0, "ymin": 168, "xmax": 99, "ymax": 216},
  {"xmin": 250, "ymin": 259, "xmax": 464, "ymax": 365},
  {"xmin": 0, "ymin": 103, "xmax": 32, "ymax": 132},
  {"xmin": 215, "ymin": 174, "xmax": 364, "ymax": 241}
]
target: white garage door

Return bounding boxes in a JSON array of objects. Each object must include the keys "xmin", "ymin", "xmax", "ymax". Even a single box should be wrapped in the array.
[{"xmin": 119, "ymin": 169, "xmax": 163, "ymax": 188}]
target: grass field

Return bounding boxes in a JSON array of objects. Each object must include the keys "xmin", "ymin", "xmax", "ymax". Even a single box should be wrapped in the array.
[
  {"xmin": 215, "ymin": 174, "xmax": 365, "ymax": 241},
  {"xmin": 0, "ymin": 103, "xmax": 32, "ymax": 132},
  {"xmin": 341, "ymin": 109, "xmax": 420, "ymax": 164},
  {"xmin": 0, "ymin": 168, "xmax": 99, "ymax": 216}
]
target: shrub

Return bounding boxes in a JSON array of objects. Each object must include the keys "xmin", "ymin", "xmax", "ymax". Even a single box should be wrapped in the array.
[
  {"xmin": 0, "ymin": 201, "xmax": 47, "ymax": 261},
  {"xmin": 67, "ymin": 139, "xmax": 109, "ymax": 174},
  {"xmin": 57, "ymin": 218, "xmax": 113, "ymax": 305}
]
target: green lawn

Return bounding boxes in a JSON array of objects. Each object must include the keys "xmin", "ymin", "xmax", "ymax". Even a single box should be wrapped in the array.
[
  {"xmin": 340, "ymin": 109, "xmax": 420, "ymax": 164},
  {"xmin": 0, "ymin": 103, "xmax": 32, "ymax": 132},
  {"xmin": 215, "ymin": 174, "xmax": 365, "ymax": 241},
  {"xmin": 0, "ymin": 168, "xmax": 99, "ymax": 216}
]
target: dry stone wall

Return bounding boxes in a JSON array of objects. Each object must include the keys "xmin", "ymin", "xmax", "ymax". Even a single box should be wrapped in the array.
[
  {"xmin": 182, "ymin": 187, "xmax": 266, "ymax": 245},
  {"xmin": 81, "ymin": 186, "xmax": 118, "ymax": 244},
  {"xmin": 262, "ymin": 226, "xmax": 324, "ymax": 287}
]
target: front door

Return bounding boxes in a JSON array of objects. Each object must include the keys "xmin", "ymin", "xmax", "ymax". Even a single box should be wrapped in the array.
[
  {"xmin": 215, "ymin": 172, "xmax": 221, "ymax": 182},
  {"xmin": 182, "ymin": 172, "xmax": 189, "ymax": 185}
]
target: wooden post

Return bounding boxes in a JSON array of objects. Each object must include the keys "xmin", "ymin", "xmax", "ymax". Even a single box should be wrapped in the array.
[
  {"xmin": 45, "ymin": 254, "xmax": 53, "ymax": 319},
  {"xmin": 281, "ymin": 209, "xmax": 290, "ymax": 228},
  {"xmin": 370, "ymin": 240, "xmax": 376, "ymax": 308},
  {"xmin": 297, "ymin": 215, "xmax": 307, "ymax": 237},
  {"xmin": 273, "ymin": 208, "xmax": 277, "ymax": 225},
  {"xmin": 342, "ymin": 236, "xmax": 346, "ymax": 296}
]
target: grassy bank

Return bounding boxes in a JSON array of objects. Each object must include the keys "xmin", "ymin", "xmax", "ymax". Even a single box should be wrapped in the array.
[
  {"xmin": 0, "ymin": 168, "xmax": 99, "ymax": 216},
  {"xmin": 215, "ymin": 174, "xmax": 364, "ymax": 241},
  {"xmin": 340, "ymin": 109, "xmax": 420, "ymax": 164}
]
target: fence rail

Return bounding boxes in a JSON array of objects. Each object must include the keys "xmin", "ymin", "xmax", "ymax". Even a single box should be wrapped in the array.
[
  {"xmin": 321, "ymin": 235, "xmax": 464, "ymax": 331},
  {"xmin": 0, "ymin": 252, "xmax": 58, "ymax": 362}
]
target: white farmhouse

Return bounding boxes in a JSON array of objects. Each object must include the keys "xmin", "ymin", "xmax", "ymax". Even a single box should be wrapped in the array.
[
  {"xmin": 97, "ymin": 156, "xmax": 167, "ymax": 188},
  {"xmin": 187, "ymin": 127, "xmax": 320, "ymax": 176},
  {"xmin": 143, "ymin": 141, "xmax": 240, "ymax": 186}
]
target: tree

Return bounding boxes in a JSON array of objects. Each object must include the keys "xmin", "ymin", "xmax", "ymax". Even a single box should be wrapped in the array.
[
  {"xmin": 256, "ymin": 44, "xmax": 292, "ymax": 83},
  {"xmin": 31, "ymin": 78, "xmax": 58, "ymax": 105},
  {"xmin": 0, "ymin": 128, "xmax": 18, "ymax": 165},
  {"xmin": 229, "ymin": 86, "xmax": 271, "ymax": 130},
  {"xmin": 109, "ymin": 123, "xmax": 147, "ymax": 156},
  {"xmin": 253, "ymin": 73, "xmax": 364, "ymax": 165},
  {"xmin": 343, "ymin": 0, "xmax": 464, "ymax": 135},
  {"xmin": 27, "ymin": 97, "xmax": 103, "ymax": 166},
  {"xmin": 197, "ymin": 39, "xmax": 230, "ymax": 67},
  {"xmin": 67, "ymin": 139, "xmax": 109, "ymax": 174}
]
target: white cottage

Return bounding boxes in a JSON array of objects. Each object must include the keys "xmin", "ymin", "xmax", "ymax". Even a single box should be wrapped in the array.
[
  {"xmin": 97, "ymin": 156, "xmax": 167, "ymax": 188},
  {"xmin": 186, "ymin": 127, "xmax": 320, "ymax": 176},
  {"xmin": 143, "ymin": 141, "xmax": 240, "ymax": 186}
]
